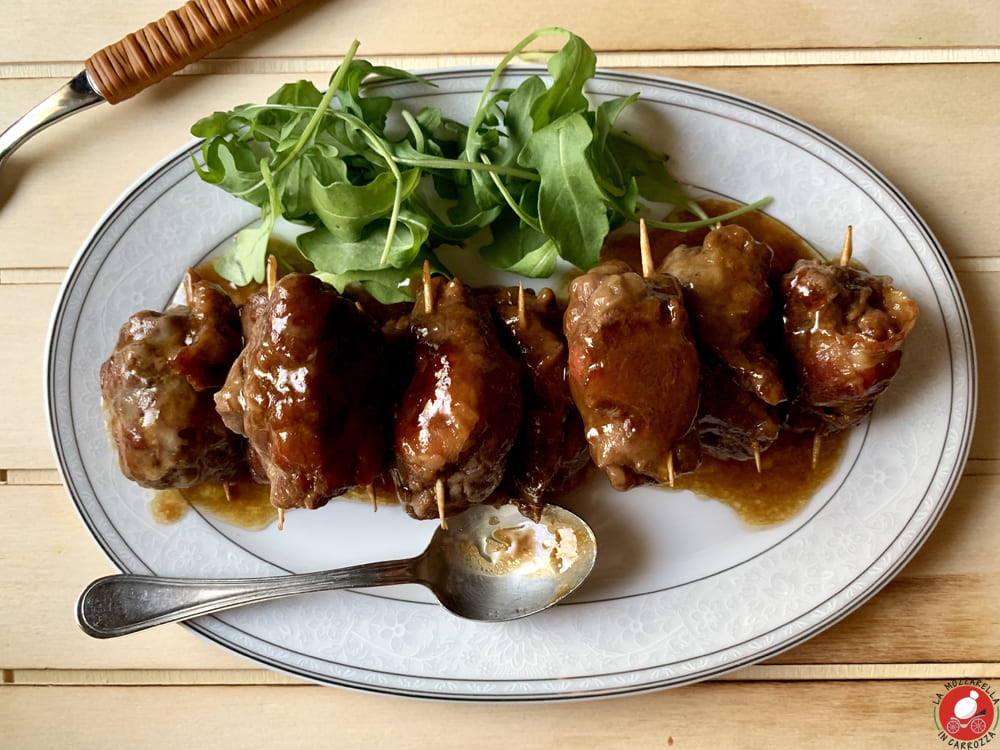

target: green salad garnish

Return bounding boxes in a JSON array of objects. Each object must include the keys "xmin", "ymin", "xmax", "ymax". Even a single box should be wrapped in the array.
[{"xmin": 191, "ymin": 27, "xmax": 769, "ymax": 302}]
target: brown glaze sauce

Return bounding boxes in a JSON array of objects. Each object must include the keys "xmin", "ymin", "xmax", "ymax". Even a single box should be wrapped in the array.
[
  {"xmin": 194, "ymin": 237, "xmax": 308, "ymax": 306},
  {"xmin": 603, "ymin": 201, "xmax": 847, "ymax": 528},
  {"xmin": 149, "ymin": 490, "xmax": 190, "ymax": 525},
  {"xmin": 156, "ymin": 203, "xmax": 840, "ymax": 531},
  {"xmin": 151, "ymin": 479, "xmax": 400, "ymax": 530},
  {"xmin": 182, "ymin": 481, "xmax": 277, "ymax": 530},
  {"xmin": 150, "ymin": 239, "xmax": 402, "ymax": 530},
  {"xmin": 151, "ymin": 481, "xmax": 276, "ymax": 530},
  {"xmin": 340, "ymin": 477, "xmax": 400, "ymax": 509},
  {"xmin": 601, "ymin": 198, "xmax": 821, "ymax": 277},
  {"xmin": 673, "ymin": 431, "xmax": 848, "ymax": 526}
]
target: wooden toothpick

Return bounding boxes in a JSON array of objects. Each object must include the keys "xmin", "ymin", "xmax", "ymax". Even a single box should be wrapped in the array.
[
  {"xmin": 517, "ymin": 282, "xmax": 527, "ymax": 333},
  {"xmin": 422, "ymin": 260, "xmax": 434, "ymax": 315},
  {"xmin": 639, "ymin": 219, "xmax": 654, "ymax": 279},
  {"xmin": 839, "ymin": 226, "xmax": 854, "ymax": 267},
  {"xmin": 435, "ymin": 478, "xmax": 448, "ymax": 530},
  {"xmin": 266, "ymin": 254, "xmax": 277, "ymax": 297}
]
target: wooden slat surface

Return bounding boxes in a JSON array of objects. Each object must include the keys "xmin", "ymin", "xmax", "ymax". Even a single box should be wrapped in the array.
[
  {"xmin": 2, "ymin": 0, "xmax": 997, "ymax": 747},
  {"xmin": 3, "ymin": 0, "xmax": 1000, "ymax": 62},
  {"xmin": 6, "ymin": 680, "xmax": 1000, "ymax": 749}
]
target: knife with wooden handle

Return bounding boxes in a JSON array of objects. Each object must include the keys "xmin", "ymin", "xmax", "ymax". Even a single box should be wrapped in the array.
[{"xmin": 0, "ymin": 0, "xmax": 306, "ymax": 169}]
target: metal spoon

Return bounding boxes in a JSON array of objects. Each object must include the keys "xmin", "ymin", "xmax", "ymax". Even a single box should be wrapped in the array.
[{"xmin": 76, "ymin": 503, "xmax": 596, "ymax": 638}]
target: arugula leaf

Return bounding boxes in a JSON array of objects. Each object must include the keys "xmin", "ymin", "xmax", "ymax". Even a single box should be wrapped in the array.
[
  {"xmin": 481, "ymin": 211, "xmax": 559, "ymax": 277},
  {"xmin": 307, "ymin": 167, "xmax": 421, "ymax": 240},
  {"xmin": 529, "ymin": 34, "xmax": 596, "ymax": 128},
  {"xmin": 589, "ymin": 94, "xmax": 639, "ymax": 189},
  {"xmin": 298, "ymin": 208, "xmax": 431, "ymax": 272},
  {"xmin": 314, "ymin": 251, "xmax": 446, "ymax": 303},
  {"xmin": 411, "ymin": 188, "xmax": 502, "ymax": 243},
  {"xmin": 336, "ymin": 60, "xmax": 434, "ymax": 131},
  {"xmin": 193, "ymin": 138, "xmax": 272, "ymax": 206},
  {"xmin": 214, "ymin": 160, "xmax": 280, "ymax": 286},
  {"xmin": 518, "ymin": 113, "xmax": 610, "ymax": 270},
  {"xmin": 604, "ymin": 129, "xmax": 697, "ymax": 213},
  {"xmin": 497, "ymin": 76, "xmax": 546, "ymax": 170},
  {"xmin": 267, "ymin": 80, "xmax": 324, "ymax": 108},
  {"xmin": 271, "ymin": 142, "xmax": 346, "ymax": 220}
]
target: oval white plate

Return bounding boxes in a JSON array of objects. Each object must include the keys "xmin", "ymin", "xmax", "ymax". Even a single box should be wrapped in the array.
[{"xmin": 46, "ymin": 68, "xmax": 976, "ymax": 701}]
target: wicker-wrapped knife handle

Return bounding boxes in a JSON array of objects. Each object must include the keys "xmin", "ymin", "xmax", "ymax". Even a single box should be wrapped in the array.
[{"xmin": 84, "ymin": 0, "xmax": 306, "ymax": 104}]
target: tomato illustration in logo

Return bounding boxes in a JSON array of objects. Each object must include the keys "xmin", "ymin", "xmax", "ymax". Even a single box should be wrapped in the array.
[{"xmin": 938, "ymin": 686, "xmax": 996, "ymax": 741}]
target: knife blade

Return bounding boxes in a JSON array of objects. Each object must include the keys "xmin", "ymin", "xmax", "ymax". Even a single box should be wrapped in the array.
[{"xmin": 0, "ymin": 0, "xmax": 306, "ymax": 171}]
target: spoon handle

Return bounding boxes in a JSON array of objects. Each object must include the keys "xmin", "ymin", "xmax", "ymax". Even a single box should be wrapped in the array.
[{"xmin": 77, "ymin": 558, "xmax": 420, "ymax": 638}]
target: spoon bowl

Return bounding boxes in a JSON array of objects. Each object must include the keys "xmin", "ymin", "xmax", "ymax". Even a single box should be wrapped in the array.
[
  {"xmin": 418, "ymin": 503, "xmax": 597, "ymax": 621},
  {"xmin": 77, "ymin": 503, "xmax": 596, "ymax": 638}
]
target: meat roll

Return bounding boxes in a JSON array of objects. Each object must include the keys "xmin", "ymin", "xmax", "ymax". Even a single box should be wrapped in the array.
[
  {"xmin": 215, "ymin": 273, "xmax": 390, "ymax": 510},
  {"xmin": 393, "ymin": 275, "xmax": 523, "ymax": 521},
  {"xmin": 489, "ymin": 285, "xmax": 590, "ymax": 520},
  {"xmin": 564, "ymin": 259, "xmax": 701, "ymax": 491},
  {"xmin": 660, "ymin": 224, "xmax": 786, "ymax": 406},
  {"xmin": 781, "ymin": 258, "xmax": 919, "ymax": 434},
  {"xmin": 697, "ymin": 360, "xmax": 780, "ymax": 463},
  {"xmin": 100, "ymin": 270, "xmax": 245, "ymax": 489}
]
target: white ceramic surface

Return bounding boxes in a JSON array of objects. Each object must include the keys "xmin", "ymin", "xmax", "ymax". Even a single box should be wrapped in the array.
[{"xmin": 45, "ymin": 68, "xmax": 976, "ymax": 701}]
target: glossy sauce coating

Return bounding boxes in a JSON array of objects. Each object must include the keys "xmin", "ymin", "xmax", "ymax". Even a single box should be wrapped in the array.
[
  {"xmin": 600, "ymin": 202, "xmax": 848, "ymax": 518},
  {"xmin": 782, "ymin": 260, "xmax": 919, "ymax": 433},
  {"xmin": 564, "ymin": 260, "xmax": 702, "ymax": 490},
  {"xmin": 393, "ymin": 276, "xmax": 523, "ymax": 520},
  {"xmin": 661, "ymin": 224, "xmax": 786, "ymax": 405},
  {"xmin": 215, "ymin": 274, "xmax": 390, "ymax": 510},
  {"xmin": 489, "ymin": 286, "xmax": 590, "ymax": 519},
  {"xmin": 674, "ymin": 429, "xmax": 848, "ymax": 526},
  {"xmin": 600, "ymin": 199, "xmax": 819, "ymax": 277},
  {"xmin": 150, "ymin": 481, "xmax": 278, "ymax": 529},
  {"xmin": 148, "ymin": 203, "xmax": 870, "ymax": 532},
  {"xmin": 99, "ymin": 270, "xmax": 246, "ymax": 489},
  {"xmin": 697, "ymin": 360, "xmax": 781, "ymax": 462}
]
